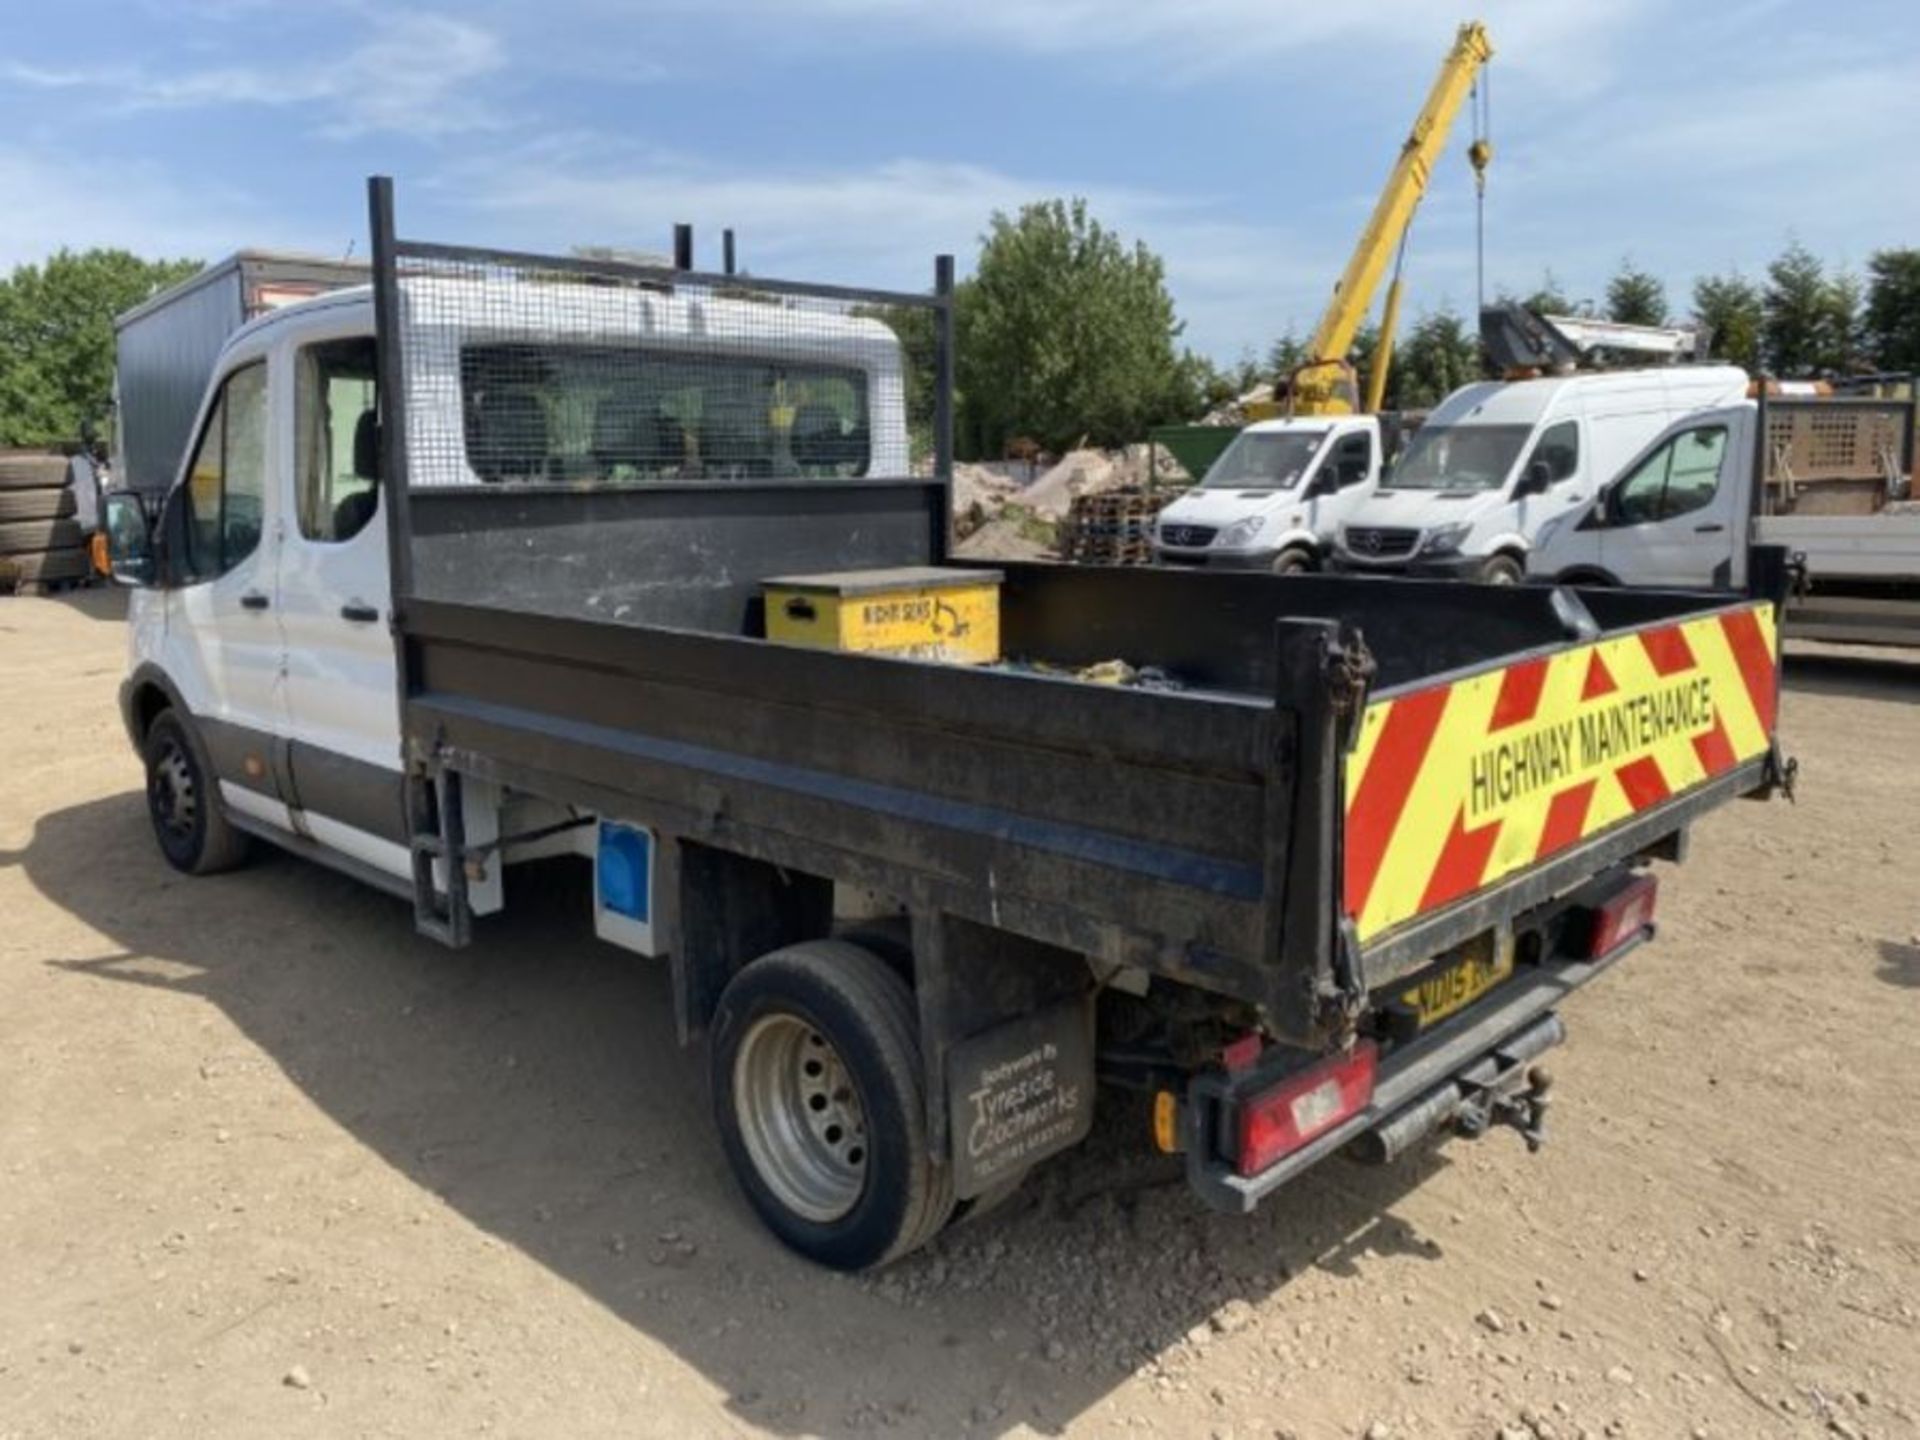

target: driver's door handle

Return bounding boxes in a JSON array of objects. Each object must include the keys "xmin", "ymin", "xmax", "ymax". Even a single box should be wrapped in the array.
[
  {"xmin": 340, "ymin": 602, "xmax": 380, "ymax": 624},
  {"xmin": 239, "ymin": 591, "xmax": 270, "ymax": 611},
  {"xmin": 1694, "ymin": 523, "xmax": 1726, "ymax": 533}
]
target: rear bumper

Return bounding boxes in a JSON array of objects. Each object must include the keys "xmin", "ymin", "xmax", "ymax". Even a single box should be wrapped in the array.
[{"xmin": 1182, "ymin": 922, "xmax": 1647, "ymax": 1213}]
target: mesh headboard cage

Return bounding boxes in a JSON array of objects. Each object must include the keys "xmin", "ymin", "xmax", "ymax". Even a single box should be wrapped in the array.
[{"xmin": 367, "ymin": 177, "xmax": 955, "ymax": 632}]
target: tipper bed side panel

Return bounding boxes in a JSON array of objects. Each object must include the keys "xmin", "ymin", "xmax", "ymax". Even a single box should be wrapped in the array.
[{"xmin": 404, "ymin": 598, "xmax": 1285, "ymax": 997}]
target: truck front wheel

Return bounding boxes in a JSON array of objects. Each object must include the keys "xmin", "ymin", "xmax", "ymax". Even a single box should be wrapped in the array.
[
  {"xmin": 143, "ymin": 710, "xmax": 251, "ymax": 875},
  {"xmin": 711, "ymin": 940, "xmax": 954, "ymax": 1270}
]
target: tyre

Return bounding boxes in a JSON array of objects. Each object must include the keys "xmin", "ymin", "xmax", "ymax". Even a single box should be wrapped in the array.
[
  {"xmin": 711, "ymin": 939, "xmax": 954, "ymax": 1270},
  {"xmin": 0, "ymin": 488, "xmax": 74, "ymax": 522},
  {"xmin": 1480, "ymin": 553, "xmax": 1524, "ymax": 586},
  {"xmin": 0, "ymin": 455, "xmax": 69, "ymax": 489},
  {"xmin": 142, "ymin": 710, "xmax": 252, "ymax": 875},
  {"xmin": 1270, "ymin": 547, "xmax": 1315, "ymax": 576},
  {"xmin": 0, "ymin": 518, "xmax": 84, "ymax": 554},
  {"xmin": 8, "ymin": 547, "xmax": 89, "ymax": 585}
]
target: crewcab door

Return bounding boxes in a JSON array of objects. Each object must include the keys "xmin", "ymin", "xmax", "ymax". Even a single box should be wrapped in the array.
[
  {"xmin": 165, "ymin": 355, "xmax": 293, "ymax": 829},
  {"xmin": 275, "ymin": 328, "xmax": 410, "ymax": 877},
  {"xmin": 1597, "ymin": 407, "xmax": 1751, "ymax": 588}
]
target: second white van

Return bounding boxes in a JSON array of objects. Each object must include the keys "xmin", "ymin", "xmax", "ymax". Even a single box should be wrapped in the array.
[{"xmin": 1331, "ymin": 366, "xmax": 1749, "ymax": 583}]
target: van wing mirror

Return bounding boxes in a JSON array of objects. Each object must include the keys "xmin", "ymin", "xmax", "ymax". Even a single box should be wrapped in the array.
[
  {"xmin": 1517, "ymin": 459, "xmax": 1552, "ymax": 497},
  {"xmin": 103, "ymin": 491, "xmax": 156, "ymax": 586}
]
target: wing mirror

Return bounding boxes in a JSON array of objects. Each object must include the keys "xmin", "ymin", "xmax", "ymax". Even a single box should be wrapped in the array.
[
  {"xmin": 1516, "ymin": 460, "xmax": 1553, "ymax": 498},
  {"xmin": 103, "ymin": 491, "xmax": 156, "ymax": 586}
]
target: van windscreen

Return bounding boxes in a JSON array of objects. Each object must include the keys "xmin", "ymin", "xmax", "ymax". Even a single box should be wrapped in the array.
[{"xmin": 1382, "ymin": 423, "xmax": 1531, "ymax": 492}]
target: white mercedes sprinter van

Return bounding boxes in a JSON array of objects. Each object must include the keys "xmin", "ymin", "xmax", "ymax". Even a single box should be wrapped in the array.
[
  {"xmin": 1331, "ymin": 366, "xmax": 1748, "ymax": 583},
  {"xmin": 1151, "ymin": 415, "xmax": 1382, "ymax": 573}
]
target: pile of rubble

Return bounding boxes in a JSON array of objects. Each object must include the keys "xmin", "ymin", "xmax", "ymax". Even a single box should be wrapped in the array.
[
  {"xmin": 1201, "ymin": 382, "xmax": 1276, "ymax": 427},
  {"xmin": 952, "ymin": 445, "xmax": 1190, "ymax": 561}
]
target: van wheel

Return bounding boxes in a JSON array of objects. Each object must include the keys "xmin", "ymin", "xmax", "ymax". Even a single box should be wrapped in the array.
[
  {"xmin": 1270, "ymin": 547, "xmax": 1315, "ymax": 576},
  {"xmin": 1480, "ymin": 554, "xmax": 1524, "ymax": 586},
  {"xmin": 143, "ymin": 710, "xmax": 252, "ymax": 875},
  {"xmin": 712, "ymin": 940, "xmax": 954, "ymax": 1270}
]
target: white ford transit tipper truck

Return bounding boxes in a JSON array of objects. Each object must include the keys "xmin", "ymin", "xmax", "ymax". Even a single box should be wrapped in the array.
[
  {"xmin": 1530, "ymin": 384, "xmax": 1920, "ymax": 647},
  {"xmin": 99, "ymin": 180, "xmax": 1792, "ymax": 1272},
  {"xmin": 1331, "ymin": 366, "xmax": 1749, "ymax": 584},
  {"xmin": 1150, "ymin": 416, "xmax": 1382, "ymax": 573}
]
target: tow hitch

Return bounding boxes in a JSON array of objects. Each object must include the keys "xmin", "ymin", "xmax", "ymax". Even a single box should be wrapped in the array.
[
  {"xmin": 1352, "ymin": 1012, "xmax": 1565, "ymax": 1166},
  {"xmin": 1455, "ymin": 1062, "xmax": 1553, "ymax": 1153}
]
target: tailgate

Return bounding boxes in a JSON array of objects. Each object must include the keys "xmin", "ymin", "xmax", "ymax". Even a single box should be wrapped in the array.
[{"xmin": 1343, "ymin": 599, "xmax": 1780, "ymax": 948}]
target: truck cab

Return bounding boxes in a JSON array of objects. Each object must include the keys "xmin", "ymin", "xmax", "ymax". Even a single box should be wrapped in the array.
[
  {"xmin": 1332, "ymin": 366, "xmax": 1749, "ymax": 584},
  {"xmin": 1151, "ymin": 416, "xmax": 1380, "ymax": 573},
  {"xmin": 109, "ymin": 273, "xmax": 911, "ymax": 886},
  {"xmin": 1528, "ymin": 403, "xmax": 1757, "ymax": 590},
  {"xmin": 1531, "ymin": 388, "xmax": 1920, "ymax": 647}
]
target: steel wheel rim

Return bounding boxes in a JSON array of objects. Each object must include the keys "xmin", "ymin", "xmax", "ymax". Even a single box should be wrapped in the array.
[
  {"xmin": 150, "ymin": 740, "xmax": 197, "ymax": 841},
  {"xmin": 733, "ymin": 1013, "xmax": 868, "ymax": 1223}
]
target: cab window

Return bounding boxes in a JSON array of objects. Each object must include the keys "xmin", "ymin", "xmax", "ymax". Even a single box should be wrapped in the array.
[
  {"xmin": 296, "ymin": 337, "xmax": 380, "ymax": 541},
  {"xmin": 1612, "ymin": 426, "xmax": 1729, "ymax": 525},
  {"xmin": 1522, "ymin": 419, "xmax": 1580, "ymax": 486},
  {"xmin": 1329, "ymin": 430, "xmax": 1374, "ymax": 487},
  {"xmin": 177, "ymin": 361, "xmax": 268, "ymax": 584}
]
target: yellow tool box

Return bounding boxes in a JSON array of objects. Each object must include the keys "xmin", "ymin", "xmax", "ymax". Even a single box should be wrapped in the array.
[{"xmin": 763, "ymin": 566, "xmax": 1003, "ymax": 664}]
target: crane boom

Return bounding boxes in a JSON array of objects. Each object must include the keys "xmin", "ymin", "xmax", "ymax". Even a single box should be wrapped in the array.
[{"xmin": 1291, "ymin": 20, "xmax": 1493, "ymax": 416}]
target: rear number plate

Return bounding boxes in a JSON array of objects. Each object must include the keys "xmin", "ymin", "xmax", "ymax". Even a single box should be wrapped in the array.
[{"xmin": 1401, "ymin": 931, "xmax": 1515, "ymax": 1031}]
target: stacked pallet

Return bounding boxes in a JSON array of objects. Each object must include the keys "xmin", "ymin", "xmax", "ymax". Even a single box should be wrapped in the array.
[
  {"xmin": 0, "ymin": 453, "xmax": 90, "ymax": 592},
  {"xmin": 1056, "ymin": 489, "xmax": 1174, "ymax": 566}
]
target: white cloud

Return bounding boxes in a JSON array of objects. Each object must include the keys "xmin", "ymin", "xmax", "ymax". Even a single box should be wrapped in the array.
[{"xmin": 4, "ymin": 12, "xmax": 504, "ymax": 138}]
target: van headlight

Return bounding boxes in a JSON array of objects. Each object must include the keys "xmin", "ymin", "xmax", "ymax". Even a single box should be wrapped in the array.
[
  {"xmin": 1420, "ymin": 522, "xmax": 1473, "ymax": 557},
  {"xmin": 1220, "ymin": 516, "xmax": 1267, "ymax": 548}
]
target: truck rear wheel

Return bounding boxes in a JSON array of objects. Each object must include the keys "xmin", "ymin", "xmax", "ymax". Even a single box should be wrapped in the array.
[
  {"xmin": 711, "ymin": 939, "xmax": 953, "ymax": 1270},
  {"xmin": 143, "ymin": 710, "xmax": 252, "ymax": 875}
]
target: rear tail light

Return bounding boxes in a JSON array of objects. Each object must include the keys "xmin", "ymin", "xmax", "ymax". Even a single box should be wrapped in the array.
[
  {"xmin": 1584, "ymin": 873, "xmax": 1658, "ymax": 958},
  {"xmin": 1235, "ymin": 1040, "xmax": 1377, "ymax": 1177}
]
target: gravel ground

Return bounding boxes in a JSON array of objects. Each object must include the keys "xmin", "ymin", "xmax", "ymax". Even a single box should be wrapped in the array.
[{"xmin": 2, "ymin": 589, "xmax": 1916, "ymax": 1439}]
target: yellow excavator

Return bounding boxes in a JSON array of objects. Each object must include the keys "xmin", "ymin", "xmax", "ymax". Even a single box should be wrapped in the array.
[{"xmin": 1260, "ymin": 20, "xmax": 1494, "ymax": 420}]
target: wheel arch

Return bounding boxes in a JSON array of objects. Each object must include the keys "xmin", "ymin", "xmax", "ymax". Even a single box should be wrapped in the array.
[
  {"xmin": 120, "ymin": 662, "xmax": 189, "ymax": 750},
  {"xmin": 1550, "ymin": 566, "xmax": 1621, "ymax": 588}
]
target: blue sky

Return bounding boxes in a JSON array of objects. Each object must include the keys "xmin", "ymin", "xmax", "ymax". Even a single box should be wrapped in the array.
[{"xmin": 3, "ymin": 0, "xmax": 1917, "ymax": 362}]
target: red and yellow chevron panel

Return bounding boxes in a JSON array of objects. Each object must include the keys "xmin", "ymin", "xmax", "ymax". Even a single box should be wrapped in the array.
[{"xmin": 1343, "ymin": 603, "xmax": 1779, "ymax": 943}]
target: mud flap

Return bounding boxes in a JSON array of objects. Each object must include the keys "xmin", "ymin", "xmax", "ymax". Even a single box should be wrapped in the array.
[{"xmin": 945, "ymin": 998, "xmax": 1095, "ymax": 1199}]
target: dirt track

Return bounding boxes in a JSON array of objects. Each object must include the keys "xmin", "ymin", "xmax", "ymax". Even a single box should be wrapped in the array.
[{"xmin": 2, "ymin": 589, "xmax": 1917, "ymax": 1440}]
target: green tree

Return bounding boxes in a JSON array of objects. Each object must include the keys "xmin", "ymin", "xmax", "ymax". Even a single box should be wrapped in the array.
[
  {"xmin": 1864, "ymin": 248, "xmax": 1920, "ymax": 370},
  {"xmin": 1394, "ymin": 308, "xmax": 1481, "ymax": 408},
  {"xmin": 953, "ymin": 199, "xmax": 1194, "ymax": 457},
  {"xmin": 1520, "ymin": 270, "xmax": 1575, "ymax": 317},
  {"xmin": 1763, "ymin": 241, "xmax": 1831, "ymax": 375},
  {"xmin": 0, "ymin": 249, "xmax": 201, "ymax": 446},
  {"xmin": 1823, "ymin": 267, "xmax": 1866, "ymax": 373},
  {"xmin": 1605, "ymin": 261, "xmax": 1669, "ymax": 327},
  {"xmin": 1691, "ymin": 271, "xmax": 1764, "ymax": 371}
]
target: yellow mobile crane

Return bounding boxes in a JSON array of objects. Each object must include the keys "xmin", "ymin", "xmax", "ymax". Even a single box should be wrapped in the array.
[{"xmin": 1282, "ymin": 20, "xmax": 1493, "ymax": 418}]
